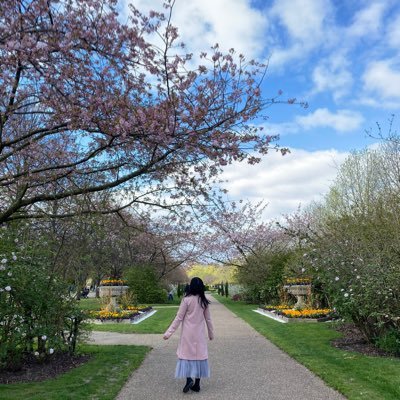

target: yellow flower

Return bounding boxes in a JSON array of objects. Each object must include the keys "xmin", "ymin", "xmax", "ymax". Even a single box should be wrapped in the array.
[
  {"xmin": 281, "ymin": 308, "xmax": 332, "ymax": 318},
  {"xmin": 284, "ymin": 277, "xmax": 311, "ymax": 285},
  {"xmin": 264, "ymin": 305, "xmax": 291, "ymax": 311},
  {"xmin": 91, "ymin": 308, "xmax": 141, "ymax": 320},
  {"xmin": 100, "ymin": 279, "xmax": 126, "ymax": 286}
]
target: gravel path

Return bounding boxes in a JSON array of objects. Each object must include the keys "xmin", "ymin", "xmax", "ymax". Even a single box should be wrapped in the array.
[{"xmin": 89, "ymin": 296, "xmax": 346, "ymax": 400}]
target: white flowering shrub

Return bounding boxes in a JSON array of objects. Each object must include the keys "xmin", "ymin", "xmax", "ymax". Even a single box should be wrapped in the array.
[
  {"xmin": 288, "ymin": 208, "xmax": 400, "ymax": 353},
  {"xmin": 0, "ymin": 224, "xmax": 88, "ymax": 371},
  {"xmin": 303, "ymin": 217, "xmax": 400, "ymax": 347},
  {"xmin": 283, "ymin": 144, "xmax": 400, "ymax": 354}
]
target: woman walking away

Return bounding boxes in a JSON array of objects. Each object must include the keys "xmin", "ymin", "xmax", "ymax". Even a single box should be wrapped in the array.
[{"xmin": 163, "ymin": 277, "xmax": 214, "ymax": 393}]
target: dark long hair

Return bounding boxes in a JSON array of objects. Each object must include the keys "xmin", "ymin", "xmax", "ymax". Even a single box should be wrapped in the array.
[{"xmin": 185, "ymin": 277, "xmax": 210, "ymax": 309}]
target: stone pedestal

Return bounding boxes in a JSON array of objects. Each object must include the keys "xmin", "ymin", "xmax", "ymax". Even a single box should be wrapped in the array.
[
  {"xmin": 99, "ymin": 285, "xmax": 129, "ymax": 311},
  {"xmin": 283, "ymin": 284, "xmax": 311, "ymax": 309}
]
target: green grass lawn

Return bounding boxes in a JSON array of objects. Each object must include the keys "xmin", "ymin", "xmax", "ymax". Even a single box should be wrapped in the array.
[
  {"xmin": 216, "ymin": 295, "xmax": 400, "ymax": 400},
  {"xmin": 90, "ymin": 307, "xmax": 177, "ymax": 334},
  {"xmin": 78, "ymin": 297, "xmax": 102, "ymax": 311},
  {"xmin": 0, "ymin": 345, "xmax": 150, "ymax": 400}
]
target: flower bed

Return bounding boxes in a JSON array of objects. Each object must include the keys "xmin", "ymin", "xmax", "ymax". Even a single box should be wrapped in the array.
[
  {"xmin": 90, "ymin": 306, "xmax": 154, "ymax": 324},
  {"xmin": 256, "ymin": 305, "xmax": 333, "ymax": 323}
]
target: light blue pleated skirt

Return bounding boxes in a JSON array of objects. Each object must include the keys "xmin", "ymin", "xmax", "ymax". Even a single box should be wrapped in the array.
[{"xmin": 175, "ymin": 359, "xmax": 210, "ymax": 378}]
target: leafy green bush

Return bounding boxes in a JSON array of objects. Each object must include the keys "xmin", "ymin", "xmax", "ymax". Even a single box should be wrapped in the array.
[
  {"xmin": 374, "ymin": 328, "xmax": 400, "ymax": 355},
  {"xmin": 124, "ymin": 266, "xmax": 166, "ymax": 304},
  {"xmin": 237, "ymin": 251, "xmax": 289, "ymax": 304},
  {"xmin": 118, "ymin": 291, "xmax": 138, "ymax": 308},
  {"xmin": 0, "ymin": 224, "xmax": 88, "ymax": 371}
]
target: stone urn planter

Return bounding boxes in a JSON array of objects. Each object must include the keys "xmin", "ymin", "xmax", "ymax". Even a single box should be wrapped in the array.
[
  {"xmin": 283, "ymin": 284, "xmax": 311, "ymax": 309},
  {"xmin": 99, "ymin": 285, "xmax": 129, "ymax": 311}
]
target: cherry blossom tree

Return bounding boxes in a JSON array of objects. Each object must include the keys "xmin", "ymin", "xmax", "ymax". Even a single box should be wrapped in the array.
[
  {"xmin": 193, "ymin": 197, "xmax": 287, "ymax": 265},
  {"xmin": 0, "ymin": 0, "xmax": 300, "ymax": 224},
  {"xmin": 5, "ymin": 205, "xmax": 194, "ymax": 297}
]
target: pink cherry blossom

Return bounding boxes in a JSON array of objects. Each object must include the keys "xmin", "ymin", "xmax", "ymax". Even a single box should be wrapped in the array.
[{"xmin": 0, "ymin": 0, "xmax": 302, "ymax": 224}]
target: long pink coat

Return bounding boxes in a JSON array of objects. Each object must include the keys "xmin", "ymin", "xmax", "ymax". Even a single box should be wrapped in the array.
[{"xmin": 164, "ymin": 295, "xmax": 214, "ymax": 360}]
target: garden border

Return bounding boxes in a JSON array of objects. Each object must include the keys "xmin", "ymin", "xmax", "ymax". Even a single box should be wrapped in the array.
[
  {"xmin": 254, "ymin": 308, "xmax": 320, "ymax": 323},
  {"xmin": 91, "ymin": 309, "xmax": 157, "ymax": 325}
]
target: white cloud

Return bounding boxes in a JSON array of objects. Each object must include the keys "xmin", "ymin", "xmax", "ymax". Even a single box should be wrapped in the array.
[
  {"xmin": 363, "ymin": 59, "xmax": 400, "ymax": 100},
  {"xmin": 296, "ymin": 108, "xmax": 364, "ymax": 132},
  {"xmin": 268, "ymin": 43, "xmax": 309, "ymax": 71},
  {"xmin": 387, "ymin": 13, "xmax": 400, "ymax": 48},
  {"xmin": 263, "ymin": 121, "xmax": 300, "ymax": 137},
  {"xmin": 311, "ymin": 54, "xmax": 353, "ymax": 100},
  {"xmin": 347, "ymin": 2, "xmax": 387, "ymax": 38},
  {"xmin": 221, "ymin": 148, "xmax": 348, "ymax": 219},
  {"xmin": 270, "ymin": 0, "xmax": 331, "ymax": 42},
  {"xmin": 263, "ymin": 108, "xmax": 365, "ymax": 137},
  {"xmin": 121, "ymin": 0, "xmax": 268, "ymax": 58},
  {"xmin": 267, "ymin": 0, "xmax": 335, "ymax": 69}
]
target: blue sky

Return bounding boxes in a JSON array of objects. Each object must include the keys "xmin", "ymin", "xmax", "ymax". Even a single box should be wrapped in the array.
[{"xmin": 123, "ymin": 0, "xmax": 400, "ymax": 219}]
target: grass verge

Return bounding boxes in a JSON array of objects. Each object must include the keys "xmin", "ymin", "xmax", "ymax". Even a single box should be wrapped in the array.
[
  {"xmin": 78, "ymin": 297, "xmax": 102, "ymax": 311},
  {"xmin": 0, "ymin": 345, "xmax": 150, "ymax": 400},
  {"xmin": 216, "ymin": 295, "xmax": 400, "ymax": 400}
]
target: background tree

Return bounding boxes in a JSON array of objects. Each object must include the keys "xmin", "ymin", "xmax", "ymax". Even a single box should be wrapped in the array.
[
  {"xmin": 186, "ymin": 263, "xmax": 236, "ymax": 285},
  {"xmin": 195, "ymin": 197, "xmax": 291, "ymax": 303},
  {"xmin": 125, "ymin": 266, "xmax": 166, "ymax": 304},
  {"xmin": 236, "ymin": 249, "xmax": 292, "ymax": 304},
  {"xmin": 195, "ymin": 199, "xmax": 279, "ymax": 265}
]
